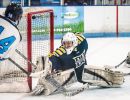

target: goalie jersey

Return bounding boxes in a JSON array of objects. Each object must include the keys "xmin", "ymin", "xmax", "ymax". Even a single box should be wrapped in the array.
[
  {"xmin": 49, "ymin": 34, "xmax": 88, "ymax": 83},
  {"xmin": 0, "ymin": 15, "xmax": 22, "ymax": 60}
]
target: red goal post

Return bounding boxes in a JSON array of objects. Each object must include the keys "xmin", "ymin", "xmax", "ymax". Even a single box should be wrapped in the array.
[
  {"xmin": 0, "ymin": 9, "xmax": 54, "ymax": 92},
  {"xmin": 27, "ymin": 9, "xmax": 54, "ymax": 90}
]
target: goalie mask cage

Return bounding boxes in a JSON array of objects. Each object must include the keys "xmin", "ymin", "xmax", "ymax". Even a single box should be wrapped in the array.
[{"xmin": 0, "ymin": 9, "xmax": 54, "ymax": 92}]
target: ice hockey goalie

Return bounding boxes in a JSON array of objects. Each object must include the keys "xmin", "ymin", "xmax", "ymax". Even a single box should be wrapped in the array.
[{"xmin": 32, "ymin": 56, "xmax": 124, "ymax": 96}]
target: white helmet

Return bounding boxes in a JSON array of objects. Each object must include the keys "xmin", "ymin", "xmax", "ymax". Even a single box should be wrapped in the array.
[{"xmin": 62, "ymin": 32, "xmax": 78, "ymax": 54}]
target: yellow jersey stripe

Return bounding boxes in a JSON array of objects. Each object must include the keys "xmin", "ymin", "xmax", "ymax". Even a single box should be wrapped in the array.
[
  {"xmin": 48, "ymin": 51, "xmax": 58, "ymax": 57},
  {"xmin": 78, "ymin": 35, "xmax": 85, "ymax": 39},
  {"xmin": 59, "ymin": 47, "xmax": 66, "ymax": 53},
  {"xmin": 77, "ymin": 36, "xmax": 82, "ymax": 42},
  {"xmin": 77, "ymin": 35, "xmax": 83, "ymax": 41},
  {"xmin": 55, "ymin": 49, "xmax": 63, "ymax": 55}
]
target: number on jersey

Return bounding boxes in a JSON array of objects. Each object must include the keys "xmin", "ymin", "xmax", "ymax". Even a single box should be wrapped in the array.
[{"xmin": 0, "ymin": 26, "xmax": 16, "ymax": 54}]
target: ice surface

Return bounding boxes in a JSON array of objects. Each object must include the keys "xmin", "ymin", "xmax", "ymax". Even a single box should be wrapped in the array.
[{"xmin": 0, "ymin": 37, "xmax": 130, "ymax": 100}]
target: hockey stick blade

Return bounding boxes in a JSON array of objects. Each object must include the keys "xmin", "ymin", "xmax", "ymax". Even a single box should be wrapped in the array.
[{"xmin": 29, "ymin": 70, "xmax": 44, "ymax": 77}]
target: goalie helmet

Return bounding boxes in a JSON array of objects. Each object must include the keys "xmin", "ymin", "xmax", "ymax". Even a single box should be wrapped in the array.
[
  {"xmin": 4, "ymin": 2, "xmax": 23, "ymax": 25},
  {"xmin": 62, "ymin": 32, "xmax": 78, "ymax": 54}
]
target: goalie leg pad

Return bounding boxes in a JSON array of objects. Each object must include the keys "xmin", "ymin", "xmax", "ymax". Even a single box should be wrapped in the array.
[
  {"xmin": 32, "ymin": 71, "xmax": 76, "ymax": 95},
  {"xmin": 83, "ymin": 66, "xmax": 124, "ymax": 87}
]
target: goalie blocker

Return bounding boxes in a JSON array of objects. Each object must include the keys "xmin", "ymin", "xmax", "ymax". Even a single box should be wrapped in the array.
[{"xmin": 32, "ymin": 56, "xmax": 124, "ymax": 96}]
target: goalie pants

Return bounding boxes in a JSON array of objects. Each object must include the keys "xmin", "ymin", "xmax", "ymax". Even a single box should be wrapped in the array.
[{"xmin": 75, "ymin": 65, "xmax": 87, "ymax": 84}]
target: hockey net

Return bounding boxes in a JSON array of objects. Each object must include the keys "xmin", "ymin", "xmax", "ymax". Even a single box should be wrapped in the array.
[{"xmin": 0, "ymin": 9, "xmax": 54, "ymax": 92}]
